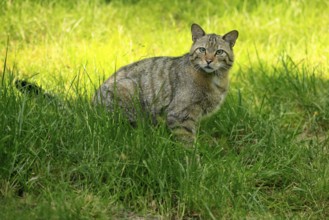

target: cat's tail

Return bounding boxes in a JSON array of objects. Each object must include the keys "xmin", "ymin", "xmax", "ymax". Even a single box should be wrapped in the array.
[{"xmin": 14, "ymin": 79, "xmax": 54, "ymax": 99}]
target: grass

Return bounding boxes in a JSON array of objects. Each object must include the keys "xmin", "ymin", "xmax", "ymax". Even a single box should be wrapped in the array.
[{"xmin": 1, "ymin": 0, "xmax": 329, "ymax": 219}]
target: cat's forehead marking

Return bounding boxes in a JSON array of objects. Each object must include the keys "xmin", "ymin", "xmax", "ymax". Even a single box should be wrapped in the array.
[
  {"xmin": 203, "ymin": 34, "xmax": 226, "ymax": 49},
  {"xmin": 206, "ymin": 34, "xmax": 218, "ymax": 47}
]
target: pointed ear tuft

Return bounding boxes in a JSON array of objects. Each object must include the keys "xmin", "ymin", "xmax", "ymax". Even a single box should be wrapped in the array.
[
  {"xmin": 191, "ymin": 23, "xmax": 206, "ymax": 42},
  {"xmin": 223, "ymin": 30, "xmax": 239, "ymax": 48}
]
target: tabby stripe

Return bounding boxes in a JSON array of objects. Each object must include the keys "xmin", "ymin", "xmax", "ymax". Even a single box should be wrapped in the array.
[
  {"xmin": 167, "ymin": 64, "xmax": 175, "ymax": 103},
  {"xmin": 150, "ymin": 62, "xmax": 156, "ymax": 102},
  {"xmin": 181, "ymin": 115, "xmax": 196, "ymax": 123},
  {"xmin": 173, "ymin": 126, "xmax": 194, "ymax": 134},
  {"xmin": 138, "ymin": 75, "xmax": 144, "ymax": 99},
  {"xmin": 227, "ymin": 55, "xmax": 234, "ymax": 63},
  {"xmin": 167, "ymin": 113, "xmax": 196, "ymax": 125}
]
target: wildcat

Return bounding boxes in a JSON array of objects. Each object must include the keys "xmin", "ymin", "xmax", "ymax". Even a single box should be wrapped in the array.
[{"xmin": 93, "ymin": 23, "xmax": 238, "ymax": 143}]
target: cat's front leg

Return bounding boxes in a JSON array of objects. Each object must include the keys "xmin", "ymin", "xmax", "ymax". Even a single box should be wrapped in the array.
[{"xmin": 166, "ymin": 107, "xmax": 201, "ymax": 144}]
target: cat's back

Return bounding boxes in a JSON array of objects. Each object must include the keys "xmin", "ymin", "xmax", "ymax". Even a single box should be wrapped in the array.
[
  {"xmin": 113, "ymin": 54, "xmax": 188, "ymax": 81},
  {"xmin": 94, "ymin": 54, "xmax": 191, "ymax": 109}
]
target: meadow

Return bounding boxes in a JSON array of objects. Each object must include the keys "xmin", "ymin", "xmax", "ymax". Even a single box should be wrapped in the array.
[{"xmin": 0, "ymin": 0, "xmax": 328, "ymax": 219}]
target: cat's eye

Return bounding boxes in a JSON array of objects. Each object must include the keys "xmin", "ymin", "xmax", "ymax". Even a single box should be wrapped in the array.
[
  {"xmin": 198, "ymin": 47, "xmax": 206, "ymax": 53},
  {"xmin": 216, "ymin": 49, "xmax": 225, "ymax": 55}
]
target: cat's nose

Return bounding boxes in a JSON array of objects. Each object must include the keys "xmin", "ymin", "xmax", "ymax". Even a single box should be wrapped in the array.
[{"xmin": 206, "ymin": 60, "xmax": 213, "ymax": 64}]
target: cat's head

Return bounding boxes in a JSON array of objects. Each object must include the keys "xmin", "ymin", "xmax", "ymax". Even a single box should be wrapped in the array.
[{"xmin": 189, "ymin": 23, "xmax": 238, "ymax": 73}]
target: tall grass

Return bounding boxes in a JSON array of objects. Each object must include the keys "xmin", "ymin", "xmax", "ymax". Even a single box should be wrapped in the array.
[{"xmin": 1, "ymin": 0, "xmax": 328, "ymax": 219}]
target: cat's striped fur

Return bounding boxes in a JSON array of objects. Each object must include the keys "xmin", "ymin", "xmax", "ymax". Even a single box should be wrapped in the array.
[{"xmin": 93, "ymin": 24, "xmax": 238, "ymax": 143}]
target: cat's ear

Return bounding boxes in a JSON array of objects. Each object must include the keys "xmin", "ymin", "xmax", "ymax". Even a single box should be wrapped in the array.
[
  {"xmin": 223, "ymin": 30, "xmax": 239, "ymax": 48},
  {"xmin": 191, "ymin": 23, "xmax": 206, "ymax": 42}
]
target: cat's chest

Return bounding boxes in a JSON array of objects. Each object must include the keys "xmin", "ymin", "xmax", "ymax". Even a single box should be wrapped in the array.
[{"xmin": 201, "ymin": 75, "xmax": 229, "ymax": 114}]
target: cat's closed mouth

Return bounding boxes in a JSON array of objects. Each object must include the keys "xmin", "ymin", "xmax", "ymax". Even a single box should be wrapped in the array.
[{"xmin": 204, "ymin": 65, "xmax": 214, "ymax": 72}]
